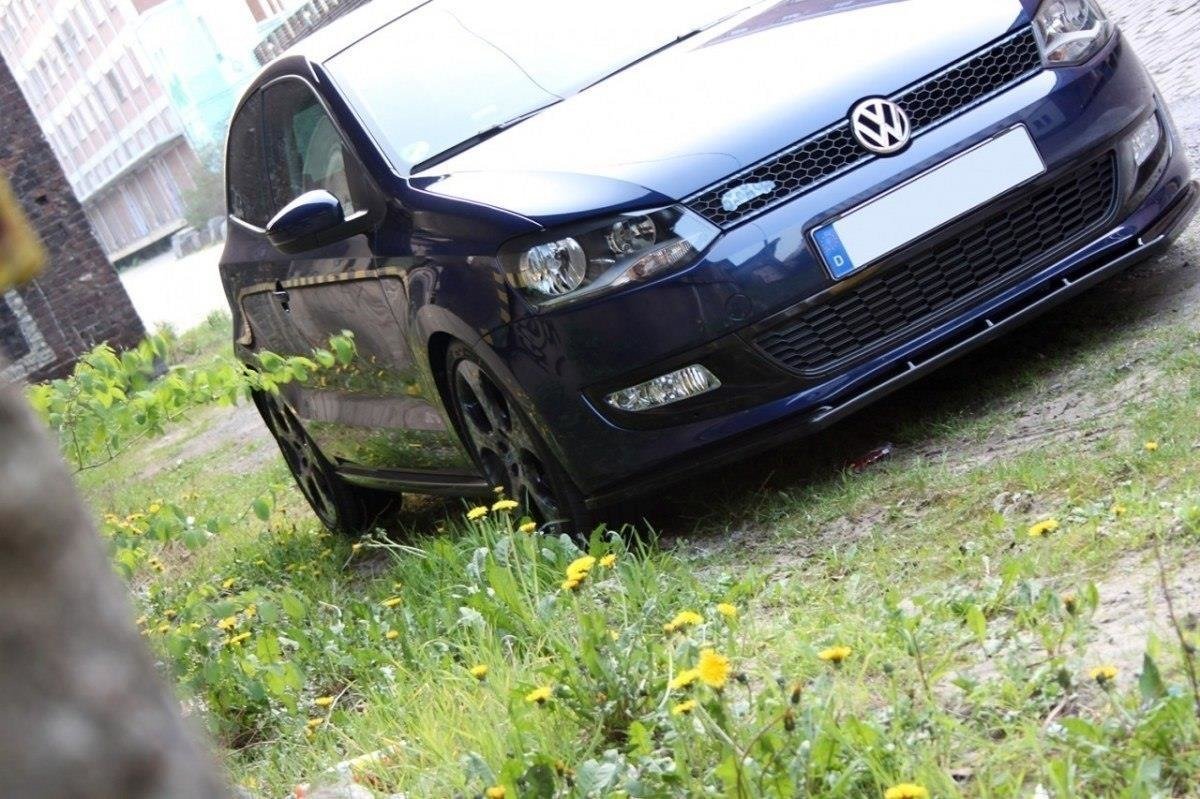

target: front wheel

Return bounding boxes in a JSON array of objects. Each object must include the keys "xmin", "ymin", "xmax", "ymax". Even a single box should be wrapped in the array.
[
  {"xmin": 445, "ymin": 343, "xmax": 595, "ymax": 537},
  {"xmin": 252, "ymin": 389, "xmax": 399, "ymax": 536}
]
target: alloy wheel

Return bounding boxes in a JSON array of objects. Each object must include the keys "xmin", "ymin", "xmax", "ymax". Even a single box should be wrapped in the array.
[
  {"xmin": 452, "ymin": 359, "xmax": 564, "ymax": 524},
  {"xmin": 259, "ymin": 392, "xmax": 339, "ymax": 527}
]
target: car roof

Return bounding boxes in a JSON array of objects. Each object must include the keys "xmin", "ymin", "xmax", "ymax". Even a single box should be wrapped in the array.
[{"xmin": 279, "ymin": 0, "xmax": 430, "ymax": 64}]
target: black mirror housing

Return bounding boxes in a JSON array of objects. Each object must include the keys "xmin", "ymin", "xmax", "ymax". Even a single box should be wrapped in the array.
[{"xmin": 266, "ymin": 190, "xmax": 352, "ymax": 254}]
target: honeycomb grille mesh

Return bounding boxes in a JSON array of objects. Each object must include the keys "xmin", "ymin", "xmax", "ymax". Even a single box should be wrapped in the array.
[
  {"xmin": 754, "ymin": 155, "xmax": 1117, "ymax": 376},
  {"xmin": 688, "ymin": 27, "xmax": 1043, "ymax": 227}
]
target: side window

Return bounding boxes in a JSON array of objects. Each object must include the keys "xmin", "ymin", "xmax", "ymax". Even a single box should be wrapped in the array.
[
  {"xmin": 226, "ymin": 92, "xmax": 271, "ymax": 226},
  {"xmin": 262, "ymin": 79, "xmax": 359, "ymax": 217}
]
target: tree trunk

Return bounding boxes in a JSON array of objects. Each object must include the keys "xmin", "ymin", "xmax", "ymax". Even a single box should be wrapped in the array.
[{"xmin": 0, "ymin": 373, "xmax": 229, "ymax": 799}]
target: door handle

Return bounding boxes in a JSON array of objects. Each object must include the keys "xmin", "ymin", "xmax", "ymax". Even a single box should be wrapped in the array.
[{"xmin": 272, "ymin": 281, "xmax": 290, "ymax": 312}]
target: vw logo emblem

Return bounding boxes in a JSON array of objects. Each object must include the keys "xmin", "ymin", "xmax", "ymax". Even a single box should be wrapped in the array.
[{"xmin": 849, "ymin": 97, "xmax": 912, "ymax": 155}]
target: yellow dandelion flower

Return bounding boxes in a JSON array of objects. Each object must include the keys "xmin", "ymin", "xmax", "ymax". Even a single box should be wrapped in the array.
[
  {"xmin": 670, "ymin": 668, "xmax": 700, "ymax": 690},
  {"xmin": 599, "ymin": 553, "xmax": 617, "ymax": 568},
  {"xmin": 1111, "ymin": 504, "xmax": 1127, "ymax": 516},
  {"xmin": 664, "ymin": 610, "xmax": 703, "ymax": 634},
  {"xmin": 566, "ymin": 555, "xmax": 597, "ymax": 582},
  {"xmin": 525, "ymin": 686, "xmax": 553, "ymax": 704},
  {"xmin": 305, "ymin": 717, "xmax": 324, "ymax": 729},
  {"xmin": 467, "ymin": 506, "xmax": 489, "ymax": 520},
  {"xmin": 884, "ymin": 784, "xmax": 929, "ymax": 799},
  {"xmin": 470, "ymin": 664, "xmax": 489, "ymax": 680},
  {"xmin": 385, "ymin": 630, "xmax": 400, "ymax": 640},
  {"xmin": 381, "ymin": 596, "xmax": 403, "ymax": 608},
  {"xmin": 227, "ymin": 632, "xmax": 251, "ymax": 646},
  {"xmin": 313, "ymin": 696, "xmax": 335, "ymax": 708},
  {"xmin": 1062, "ymin": 592, "xmax": 1078, "ymax": 615},
  {"xmin": 697, "ymin": 649, "xmax": 731, "ymax": 689},
  {"xmin": 671, "ymin": 699, "xmax": 698, "ymax": 716},
  {"xmin": 217, "ymin": 615, "xmax": 238, "ymax": 630},
  {"xmin": 561, "ymin": 578, "xmax": 582, "ymax": 591},
  {"xmin": 492, "ymin": 499, "xmax": 519, "ymax": 512},
  {"xmin": 351, "ymin": 542, "xmax": 363, "ymax": 552},
  {"xmin": 716, "ymin": 602, "xmax": 738, "ymax": 620},
  {"xmin": 148, "ymin": 502, "xmax": 162, "ymax": 514},
  {"xmin": 518, "ymin": 521, "xmax": 538, "ymax": 534},
  {"xmin": 1027, "ymin": 518, "xmax": 1060, "ymax": 538},
  {"xmin": 1145, "ymin": 440, "xmax": 1159, "ymax": 452},
  {"xmin": 155, "ymin": 623, "xmax": 170, "ymax": 634},
  {"xmin": 1090, "ymin": 664, "xmax": 1118, "ymax": 685},
  {"xmin": 493, "ymin": 485, "xmax": 506, "ymax": 495},
  {"xmin": 486, "ymin": 786, "xmax": 506, "ymax": 799},
  {"xmin": 221, "ymin": 577, "xmax": 236, "ymax": 590},
  {"xmin": 818, "ymin": 645, "xmax": 852, "ymax": 665}
]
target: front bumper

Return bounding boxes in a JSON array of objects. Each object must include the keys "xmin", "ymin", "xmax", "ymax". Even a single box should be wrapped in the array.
[
  {"xmin": 590, "ymin": 176, "xmax": 1198, "ymax": 506},
  {"xmin": 490, "ymin": 29, "xmax": 1198, "ymax": 505}
]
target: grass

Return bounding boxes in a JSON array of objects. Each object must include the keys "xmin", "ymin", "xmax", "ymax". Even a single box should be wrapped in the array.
[{"xmin": 64, "ymin": 270, "xmax": 1200, "ymax": 797}]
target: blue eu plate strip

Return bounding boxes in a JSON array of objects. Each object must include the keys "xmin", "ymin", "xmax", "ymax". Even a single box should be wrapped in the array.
[{"xmin": 812, "ymin": 224, "xmax": 856, "ymax": 279}]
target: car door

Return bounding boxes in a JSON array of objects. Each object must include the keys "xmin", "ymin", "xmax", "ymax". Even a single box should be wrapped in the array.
[
  {"xmin": 251, "ymin": 76, "xmax": 475, "ymax": 477},
  {"xmin": 222, "ymin": 88, "xmax": 317, "ymax": 379}
]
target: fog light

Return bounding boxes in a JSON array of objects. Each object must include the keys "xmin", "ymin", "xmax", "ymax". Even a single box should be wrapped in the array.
[
  {"xmin": 605, "ymin": 365, "xmax": 721, "ymax": 412},
  {"xmin": 1130, "ymin": 114, "xmax": 1162, "ymax": 167}
]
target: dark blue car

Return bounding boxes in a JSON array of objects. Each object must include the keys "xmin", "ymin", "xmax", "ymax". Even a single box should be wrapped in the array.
[{"xmin": 220, "ymin": 0, "xmax": 1198, "ymax": 535}]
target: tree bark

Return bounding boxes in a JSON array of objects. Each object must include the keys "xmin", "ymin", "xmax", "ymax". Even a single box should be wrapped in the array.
[{"xmin": 0, "ymin": 374, "xmax": 229, "ymax": 798}]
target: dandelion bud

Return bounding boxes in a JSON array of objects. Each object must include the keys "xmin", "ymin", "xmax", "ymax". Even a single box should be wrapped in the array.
[
  {"xmin": 783, "ymin": 707, "xmax": 796, "ymax": 732},
  {"xmin": 790, "ymin": 682, "xmax": 803, "ymax": 705}
]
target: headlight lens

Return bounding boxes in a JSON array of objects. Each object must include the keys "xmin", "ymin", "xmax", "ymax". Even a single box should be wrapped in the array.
[
  {"xmin": 517, "ymin": 238, "xmax": 587, "ymax": 296},
  {"xmin": 1034, "ymin": 0, "xmax": 1113, "ymax": 66},
  {"xmin": 501, "ymin": 207, "xmax": 719, "ymax": 304}
]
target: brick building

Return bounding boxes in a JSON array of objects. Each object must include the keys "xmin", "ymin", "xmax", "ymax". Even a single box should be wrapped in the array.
[
  {"xmin": 0, "ymin": 0, "xmax": 202, "ymax": 262},
  {"xmin": 0, "ymin": 55, "xmax": 145, "ymax": 381}
]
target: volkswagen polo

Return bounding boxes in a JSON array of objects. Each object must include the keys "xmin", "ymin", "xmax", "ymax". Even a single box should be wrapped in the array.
[{"xmin": 221, "ymin": 0, "xmax": 1198, "ymax": 534}]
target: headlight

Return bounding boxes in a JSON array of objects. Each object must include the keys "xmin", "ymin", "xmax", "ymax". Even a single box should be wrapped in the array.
[
  {"xmin": 500, "ymin": 207, "xmax": 719, "ymax": 304},
  {"xmin": 1033, "ymin": 0, "xmax": 1114, "ymax": 66}
]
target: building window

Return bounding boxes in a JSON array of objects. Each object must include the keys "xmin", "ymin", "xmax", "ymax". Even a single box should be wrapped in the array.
[
  {"xmin": 84, "ymin": 0, "xmax": 104, "ymax": 25},
  {"xmin": 105, "ymin": 69, "xmax": 126, "ymax": 104},
  {"xmin": 61, "ymin": 18, "xmax": 83, "ymax": 54},
  {"xmin": 0, "ymin": 296, "xmax": 32, "ymax": 362},
  {"xmin": 74, "ymin": 7, "xmax": 95, "ymax": 39},
  {"xmin": 0, "ymin": 292, "xmax": 54, "ymax": 382}
]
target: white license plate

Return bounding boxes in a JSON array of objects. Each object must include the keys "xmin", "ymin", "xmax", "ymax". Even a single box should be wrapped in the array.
[{"xmin": 812, "ymin": 126, "xmax": 1046, "ymax": 279}]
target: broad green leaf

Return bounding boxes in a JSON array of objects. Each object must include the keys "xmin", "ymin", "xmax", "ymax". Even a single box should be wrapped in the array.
[{"xmin": 1139, "ymin": 652, "xmax": 1167, "ymax": 704}]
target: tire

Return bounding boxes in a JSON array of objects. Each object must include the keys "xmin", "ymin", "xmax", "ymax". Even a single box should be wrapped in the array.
[
  {"xmin": 445, "ymin": 342, "xmax": 597, "ymax": 537},
  {"xmin": 252, "ymin": 389, "xmax": 400, "ymax": 536}
]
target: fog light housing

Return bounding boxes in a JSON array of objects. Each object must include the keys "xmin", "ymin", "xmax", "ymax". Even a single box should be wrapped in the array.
[
  {"xmin": 1130, "ymin": 114, "xmax": 1162, "ymax": 167},
  {"xmin": 605, "ymin": 365, "xmax": 721, "ymax": 412}
]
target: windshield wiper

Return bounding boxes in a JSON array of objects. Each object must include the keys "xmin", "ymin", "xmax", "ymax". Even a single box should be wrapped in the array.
[{"xmin": 411, "ymin": 100, "xmax": 561, "ymax": 173}]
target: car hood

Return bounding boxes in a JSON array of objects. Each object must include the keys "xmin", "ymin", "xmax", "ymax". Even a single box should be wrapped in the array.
[{"xmin": 412, "ymin": 0, "xmax": 1031, "ymax": 224}]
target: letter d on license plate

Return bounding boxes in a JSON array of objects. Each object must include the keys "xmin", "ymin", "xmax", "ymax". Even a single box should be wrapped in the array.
[{"xmin": 812, "ymin": 126, "xmax": 1045, "ymax": 280}]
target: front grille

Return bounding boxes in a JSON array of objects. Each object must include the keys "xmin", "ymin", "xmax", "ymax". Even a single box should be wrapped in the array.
[
  {"xmin": 754, "ymin": 155, "xmax": 1118, "ymax": 376},
  {"xmin": 689, "ymin": 27, "xmax": 1043, "ymax": 228}
]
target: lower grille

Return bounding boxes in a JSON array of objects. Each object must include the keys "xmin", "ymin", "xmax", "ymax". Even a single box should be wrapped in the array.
[{"xmin": 755, "ymin": 155, "xmax": 1118, "ymax": 375}]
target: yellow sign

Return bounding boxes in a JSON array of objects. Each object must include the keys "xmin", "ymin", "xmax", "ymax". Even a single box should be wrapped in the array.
[{"xmin": 0, "ymin": 175, "xmax": 45, "ymax": 292}]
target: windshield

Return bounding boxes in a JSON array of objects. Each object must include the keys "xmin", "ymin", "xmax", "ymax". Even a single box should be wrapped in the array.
[{"xmin": 324, "ymin": 0, "xmax": 752, "ymax": 174}]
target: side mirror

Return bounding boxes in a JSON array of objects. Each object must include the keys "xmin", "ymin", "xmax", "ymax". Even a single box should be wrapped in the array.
[{"xmin": 265, "ymin": 190, "xmax": 349, "ymax": 254}]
